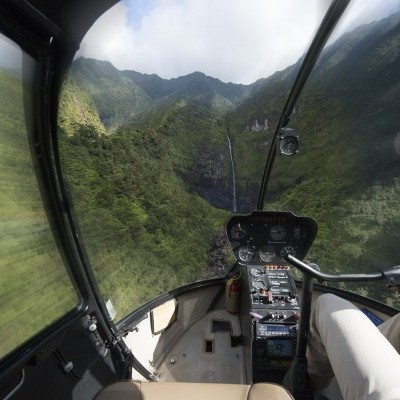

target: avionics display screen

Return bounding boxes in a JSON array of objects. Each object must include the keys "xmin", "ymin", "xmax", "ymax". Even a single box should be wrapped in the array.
[
  {"xmin": 267, "ymin": 339, "xmax": 294, "ymax": 358},
  {"xmin": 267, "ymin": 325, "xmax": 288, "ymax": 332}
]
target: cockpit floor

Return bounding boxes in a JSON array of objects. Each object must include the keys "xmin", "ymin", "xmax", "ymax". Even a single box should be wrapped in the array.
[{"xmin": 156, "ymin": 309, "xmax": 245, "ymax": 384}]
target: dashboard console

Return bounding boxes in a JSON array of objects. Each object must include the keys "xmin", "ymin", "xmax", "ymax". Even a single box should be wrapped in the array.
[
  {"xmin": 225, "ymin": 211, "xmax": 317, "ymax": 382},
  {"xmin": 226, "ymin": 211, "xmax": 317, "ymax": 265},
  {"xmin": 247, "ymin": 265, "xmax": 299, "ymax": 381}
]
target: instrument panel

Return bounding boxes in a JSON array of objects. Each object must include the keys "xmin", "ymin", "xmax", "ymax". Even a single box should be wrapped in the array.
[{"xmin": 226, "ymin": 211, "xmax": 318, "ymax": 265}]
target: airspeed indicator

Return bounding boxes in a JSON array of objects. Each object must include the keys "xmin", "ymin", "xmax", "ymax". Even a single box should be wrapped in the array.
[
  {"xmin": 230, "ymin": 223, "xmax": 247, "ymax": 240},
  {"xmin": 270, "ymin": 225, "xmax": 286, "ymax": 241},
  {"xmin": 238, "ymin": 245, "xmax": 256, "ymax": 263}
]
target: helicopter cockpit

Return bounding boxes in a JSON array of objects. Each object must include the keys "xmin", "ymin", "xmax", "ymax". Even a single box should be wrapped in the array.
[
  {"xmin": 1, "ymin": 0, "xmax": 400, "ymax": 399},
  {"xmin": 225, "ymin": 212, "xmax": 316, "ymax": 384}
]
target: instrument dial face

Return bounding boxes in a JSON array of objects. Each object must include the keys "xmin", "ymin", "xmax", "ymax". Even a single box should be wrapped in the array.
[
  {"xmin": 238, "ymin": 245, "xmax": 256, "ymax": 262},
  {"xmin": 230, "ymin": 223, "xmax": 247, "ymax": 240},
  {"xmin": 281, "ymin": 246, "xmax": 296, "ymax": 259},
  {"xmin": 259, "ymin": 245, "xmax": 276, "ymax": 263},
  {"xmin": 250, "ymin": 268, "xmax": 263, "ymax": 277},
  {"xmin": 293, "ymin": 225, "xmax": 302, "ymax": 240},
  {"xmin": 270, "ymin": 225, "xmax": 286, "ymax": 241},
  {"xmin": 280, "ymin": 135, "xmax": 299, "ymax": 156},
  {"xmin": 252, "ymin": 280, "xmax": 265, "ymax": 290}
]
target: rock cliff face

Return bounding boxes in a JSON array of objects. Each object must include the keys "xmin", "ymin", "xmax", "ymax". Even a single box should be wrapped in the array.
[
  {"xmin": 237, "ymin": 187, "xmax": 259, "ymax": 212},
  {"xmin": 246, "ymin": 116, "xmax": 269, "ymax": 132},
  {"xmin": 207, "ymin": 230, "xmax": 230, "ymax": 277},
  {"xmin": 59, "ymin": 76, "xmax": 107, "ymax": 137},
  {"xmin": 186, "ymin": 147, "xmax": 231, "ymax": 210}
]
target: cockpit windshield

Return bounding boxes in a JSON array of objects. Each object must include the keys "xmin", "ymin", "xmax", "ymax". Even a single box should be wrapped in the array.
[
  {"xmin": 58, "ymin": 0, "xmax": 400, "ymax": 320},
  {"xmin": 265, "ymin": 1, "xmax": 400, "ymax": 304}
]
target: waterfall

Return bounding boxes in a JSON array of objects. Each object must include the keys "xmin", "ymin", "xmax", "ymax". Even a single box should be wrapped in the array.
[{"xmin": 227, "ymin": 131, "xmax": 237, "ymax": 212}]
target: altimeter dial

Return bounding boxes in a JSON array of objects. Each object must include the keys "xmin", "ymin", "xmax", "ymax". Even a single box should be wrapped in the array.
[
  {"xmin": 250, "ymin": 267, "xmax": 263, "ymax": 277},
  {"xmin": 270, "ymin": 225, "xmax": 286, "ymax": 241},
  {"xmin": 238, "ymin": 245, "xmax": 256, "ymax": 262},
  {"xmin": 230, "ymin": 223, "xmax": 247, "ymax": 240},
  {"xmin": 252, "ymin": 280, "xmax": 265, "ymax": 290}
]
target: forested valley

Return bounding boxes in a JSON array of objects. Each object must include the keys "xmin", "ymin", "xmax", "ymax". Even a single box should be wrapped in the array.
[
  {"xmin": 56, "ymin": 11, "xmax": 400, "ymax": 314},
  {"xmin": 1, "ymin": 11, "xmax": 398, "ymax": 321}
]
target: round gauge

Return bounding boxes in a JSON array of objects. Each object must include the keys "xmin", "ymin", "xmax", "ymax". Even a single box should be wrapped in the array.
[
  {"xmin": 279, "ymin": 134, "xmax": 299, "ymax": 156},
  {"xmin": 270, "ymin": 225, "xmax": 286, "ymax": 241},
  {"xmin": 293, "ymin": 225, "xmax": 302, "ymax": 240},
  {"xmin": 238, "ymin": 245, "xmax": 256, "ymax": 262},
  {"xmin": 250, "ymin": 268, "xmax": 263, "ymax": 277},
  {"xmin": 259, "ymin": 245, "xmax": 276, "ymax": 263},
  {"xmin": 280, "ymin": 246, "xmax": 296, "ymax": 259},
  {"xmin": 252, "ymin": 280, "xmax": 265, "ymax": 290},
  {"xmin": 230, "ymin": 223, "xmax": 247, "ymax": 241}
]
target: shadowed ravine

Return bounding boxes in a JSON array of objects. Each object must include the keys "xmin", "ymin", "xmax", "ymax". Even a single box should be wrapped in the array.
[{"xmin": 227, "ymin": 131, "xmax": 237, "ymax": 212}]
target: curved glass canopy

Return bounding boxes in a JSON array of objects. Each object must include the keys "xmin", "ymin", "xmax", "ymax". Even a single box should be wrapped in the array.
[
  {"xmin": 264, "ymin": 1, "xmax": 400, "ymax": 304},
  {"xmin": 57, "ymin": 0, "xmax": 400, "ymax": 319}
]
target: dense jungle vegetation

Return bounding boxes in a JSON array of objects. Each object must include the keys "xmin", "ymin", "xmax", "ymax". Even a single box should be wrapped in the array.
[
  {"xmin": 58, "ymin": 120, "xmax": 228, "ymax": 316},
  {"xmin": 58, "ymin": 11, "xmax": 400, "ymax": 313},
  {"xmin": 2, "ymin": 11, "xmax": 400, "ymax": 342},
  {"xmin": 0, "ymin": 68, "xmax": 78, "ymax": 357}
]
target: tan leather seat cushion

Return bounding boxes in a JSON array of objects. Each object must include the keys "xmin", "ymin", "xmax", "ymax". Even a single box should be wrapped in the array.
[{"xmin": 95, "ymin": 381, "xmax": 294, "ymax": 400}]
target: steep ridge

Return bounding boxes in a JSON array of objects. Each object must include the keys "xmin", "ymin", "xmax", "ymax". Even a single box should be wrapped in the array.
[
  {"xmin": 225, "ymin": 11, "xmax": 400, "ymax": 210},
  {"xmin": 122, "ymin": 69, "xmax": 250, "ymax": 104},
  {"xmin": 58, "ymin": 75, "xmax": 106, "ymax": 136},
  {"xmin": 58, "ymin": 11, "xmax": 400, "ymax": 308},
  {"xmin": 65, "ymin": 12, "xmax": 400, "ymax": 213},
  {"xmin": 71, "ymin": 58, "xmax": 153, "ymax": 130},
  {"xmin": 72, "ymin": 58, "xmax": 252, "ymax": 129}
]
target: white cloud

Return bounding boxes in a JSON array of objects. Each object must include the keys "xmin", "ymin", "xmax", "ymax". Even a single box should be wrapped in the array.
[
  {"xmin": 328, "ymin": 0, "xmax": 400, "ymax": 44},
  {"xmin": 0, "ymin": 34, "xmax": 23, "ymax": 72},
  {"xmin": 77, "ymin": 4, "xmax": 131, "ymax": 64},
  {"xmin": 76, "ymin": 0, "xmax": 399, "ymax": 84}
]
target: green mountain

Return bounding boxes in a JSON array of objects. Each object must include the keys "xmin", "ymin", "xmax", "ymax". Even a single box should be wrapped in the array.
[
  {"xmin": 64, "ymin": 12, "xmax": 400, "ymax": 214},
  {"xmin": 70, "ymin": 58, "xmax": 153, "ymax": 130},
  {"xmin": 0, "ymin": 67, "xmax": 78, "ymax": 353},
  {"xmin": 223, "ymin": 11, "xmax": 400, "ymax": 210},
  {"xmin": 71, "ymin": 58, "xmax": 252, "ymax": 130},
  {"xmin": 58, "ymin": 11, "xmax": 400, "ymax": 308},
  {"xmin": 66, "ymin": 57, "xmax": 256, "ymax": 210},
  {"xmin": 267, "ymin": 11, "xmax": 400, "ymax": 192},
  {"xmin": 122, "ymin": 69, "xmax": 250, "ymax": 104},
  {"xmin": 256, "ymin": 12, "xmax": 400, "ymax": 294}
]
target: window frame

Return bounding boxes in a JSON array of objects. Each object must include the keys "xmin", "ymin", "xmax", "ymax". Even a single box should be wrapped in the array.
[{"xmin": 0, "ymin": 2, "xmax": 119, "ymax": 371}]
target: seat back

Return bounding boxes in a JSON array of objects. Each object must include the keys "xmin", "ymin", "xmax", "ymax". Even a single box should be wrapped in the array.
[{"xmin": 95, "ymin": 381, "xmax": 294, "ymax": 400}]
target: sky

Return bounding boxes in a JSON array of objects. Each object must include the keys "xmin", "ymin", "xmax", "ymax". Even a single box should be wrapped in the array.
[
  {"xmin": 0, "ymin": 35, "xmax": 23, "ymax": 73},
  {"xmin": 76, "ymin": 0, "xmax": 400, "ymax": 84}
]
